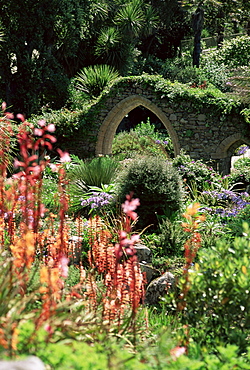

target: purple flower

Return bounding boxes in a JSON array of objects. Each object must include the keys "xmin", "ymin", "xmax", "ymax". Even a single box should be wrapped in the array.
[
  {"xmin": 155, "ymin": 140, "xmax": 161, "ymax": 144},
  {"xmin": 81, "ymin": 192, "xmax": 114, "ymax": 211},
  {"xmin": 237, "ymin": 145, "xmax": 249, "ymax": 156}
]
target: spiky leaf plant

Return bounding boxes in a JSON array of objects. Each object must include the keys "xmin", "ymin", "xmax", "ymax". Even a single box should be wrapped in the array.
[
  {"xmin": 75, "ymin": 64, "xmax": 119, "ymax": 99},
  {"xmin": 68, "ymin": 156, "xmax": 120, "ymax": 216}
]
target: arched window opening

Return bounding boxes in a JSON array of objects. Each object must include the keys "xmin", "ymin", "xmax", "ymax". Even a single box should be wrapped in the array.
[
  {"xmin": 231, "ymin": 143, "xmax": 250, "ymax": 171},
  {"xmin": 229, "ymin": 142, "xmax": 250, "ymax": 193},
  {"xmin": 112, "ymin": 106, "xmax": 174, "ymax": 159}
]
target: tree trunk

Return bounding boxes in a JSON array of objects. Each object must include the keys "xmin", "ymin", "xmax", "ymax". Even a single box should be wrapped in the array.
[
  {"xmin": 192, "ymin": 5, "xmax": 204, "ymax": 68},
  {"xmin": 216, "ymin": 9, "xmax": 225, "ymax": 48}
]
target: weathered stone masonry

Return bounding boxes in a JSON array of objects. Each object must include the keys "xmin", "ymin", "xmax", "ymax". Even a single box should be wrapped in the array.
[{"xmin": 63, "ymin": 80, "xmax": 250, "ymax": 175}]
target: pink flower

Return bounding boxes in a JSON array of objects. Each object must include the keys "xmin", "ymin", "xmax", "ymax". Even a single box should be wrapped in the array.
[
  {"xmin": 2, "ymin": 102, "xmax": 6, "ymax": 111},
  {"xmin": 44, "ymin": 324, "xmax": 54, "ymax": 334},
  {"xmin": 31, "ymin": 165, "xmax": 41, "ymax": 176},
  {"xmin": 14, "ymin": 159, "xmax": 22, "ymax": 168},
  {"xmin": 170, "ymin": 346, "xmax": 186, "ymax": 361},
  {"xmin": 57, "ymin": 149, "xmax": 71, "ymax": 163},
  {"xmin": 60, "ymin": 256, "xmax": 69, "ymax": 278},
  {"xmin": 115, "ymin": 243, "xmax": 123, "ymax": 260},
  {"xmin": 34, "ymin": 128, "xmax": 43, "ymax": 136},
  {"xmin": 122, "ymin": 195, "xmax": 140, "ymax": 220},
  {"xmin": 5, "ymin": 112, "xmax": 14, "ymax": 120},
  {"xmin": 38, "ymin": 119, "xmax": 46, "ymax": 127},
  {"xmin": 49, "ymin": 163, "xmax": 59, "ymax": 172},
  {"xmin": 47, "ymin": 124, "xmax": 56, "ymax": 133},
  {"xmin": 16, "ymin": 113, "xmax": 25, "ymax": 122}
]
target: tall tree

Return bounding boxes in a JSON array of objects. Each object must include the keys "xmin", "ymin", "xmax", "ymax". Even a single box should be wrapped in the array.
[{"xmin": 0, "ymin": 0, "xmax": 88, "ymax": 115}]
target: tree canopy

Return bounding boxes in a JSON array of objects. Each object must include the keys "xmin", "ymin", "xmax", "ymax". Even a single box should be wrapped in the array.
[{"xmin": 0, "ymin": 0, "xmax": 249, "ymax": 115}]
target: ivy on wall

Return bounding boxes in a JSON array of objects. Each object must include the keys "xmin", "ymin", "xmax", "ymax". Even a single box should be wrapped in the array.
[{"xmin": 31, "ymin": 75, "xmax": 248, "ymax": 139}]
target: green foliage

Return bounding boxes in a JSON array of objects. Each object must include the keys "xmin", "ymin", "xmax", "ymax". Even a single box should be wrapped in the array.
[
  {"xmin": 202, "ymin": 35, "xmax": 250, "ymax": 68},
  {"xmin": 68, "ymin": 156, "xmax": 119, "ymax": 189},
  {"xmin": 226, "ymin": 204, "xmax": 250, "ymax": 236},
  {"xmin": 175, "ymin": 223, "xmax": 250, "ymax": 352},
  {"xmin": 233, "ymin": 156, "xmax": 250, "ymax": 169},
  {"xmin": 229, "ymin": 157, "xmax": 250, "ymax": 191},
  {"xmin": 105, "ymin": 75, "xmax": 243, "ymax": 116},
  {"xmin": 116, "ymin": 155, "xmax": 184, "ymax": 230},
  {"xmin": 75, "ymin": 64, "xmax": 119, "ymax": 99},
  {"xmin": 42, "ymin": 177, "xmax": 60, "ymax": 214},
  {"xmin": 112, "ymin": 118, "xmax": 174, "ymax": 159},
  {"xmin": 163, "ymin": 65, "xmax": 206, "ymax": 86},
  {"xmin": 172, "ymin": 151, "xmax": 222, "ymax": 194},
  {"xmin": 0, "ymin": 0, "xmax": 87, "ymax": 115},
  {"xmin": 152, "ymin": 217, "xmax": 187, "ymax": 257},
  {"xmin": 31, "ymin": 74, "xmax": 247, "ymax": 150},
  {"xmin": 198, "ymin": 214, "xmax": 227, "ymax": 249},
  {"xmin": 65, "ymin": 265, "xmax": 81, "ymax": 288},
  {"xmin": 30, "ymin": 107, "xmax": 88, "ymax": 139},
  {"xmin": 68, "ymin": 156, "xmax": 119, "ymax": 215},
  {"xmin": 201, "ymin": 60, "xmax": 231, "ymax": 92}
]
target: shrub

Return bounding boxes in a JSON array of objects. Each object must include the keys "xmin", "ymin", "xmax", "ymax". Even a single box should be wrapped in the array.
[
  {"xmin": 116, "ymin": 156, "xmax": 184, "ymax": 230},
  {"xmin": 176, "ymin": 223, "xmax": 250, "ymax": 352},
  {"xmin": 201, "ymin": 35, "xmax": 250, "ymax": 68},
  {"xmin": 152, "ymin": 216, "xmax": 187, "ymax": 257},
  {"xmin": 201, "ymin": 61, "xmax": 231, "ymax": 92},
  {"xmin": 172, "ymin": 151, "xmax": 222, "ymax": 194},
  {"xmin": 226, "ymin": 204, "xmax": 250, "ymax": 236},
  {"xmin": 112, "ymin": 119, "xmax": 174, "ymax": 159},
  {"xmin": 200, "ymin": 189, "xmax": 250, "ymax": 219},
  {"xmin": 163, "ymin": 65, "xmax": 206, "ymax": 86},
  {"xmin": 229, "ymin": 157, "xmax": 250, "ymax": 192}
]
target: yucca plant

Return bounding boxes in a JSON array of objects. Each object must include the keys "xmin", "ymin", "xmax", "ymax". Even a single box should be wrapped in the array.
[
  {"xmin": 68, "ymin": 156, "xmax": 120, "ymax": 216},
  {"xmin": 75, "ymin": 64, "xmax": 119, "ymax": 99},
  {"xmin": 95, "ymin": 27, "xmax": 123, "ymax": 67}
]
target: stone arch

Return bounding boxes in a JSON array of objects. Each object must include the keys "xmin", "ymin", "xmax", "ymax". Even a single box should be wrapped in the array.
[
  {"xmin": 95, "ymin": 95, "xmax": 180, "ymax": 156},
  {"xmin": 211, "ymin": 133, "xmax": 250, "ymax": 174}
]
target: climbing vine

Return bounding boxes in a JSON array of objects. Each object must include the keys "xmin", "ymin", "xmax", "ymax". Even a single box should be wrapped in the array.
[{"xmin": 30, "ymin": 75, "xmax": 248, "ymax": 140}]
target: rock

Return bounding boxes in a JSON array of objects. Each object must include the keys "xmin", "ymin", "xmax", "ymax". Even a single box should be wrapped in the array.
[
  {"xmin": 0, "ymin": 356, "xmax": 45, "ymax": 370},
  {"xmin": 135, "ymin": 243, "xmax": 152, "ymax": 264},
  {"xmin": 139, "ymin": 263, "xmax": 160, "ymax": 285},
  {"xmin": 144, "ymin": 272, "xmax": 175, "ymax": 305}
]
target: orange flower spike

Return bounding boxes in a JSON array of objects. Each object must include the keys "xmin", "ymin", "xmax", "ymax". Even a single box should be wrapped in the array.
[
  {"xmin": 24, "ymin": 230, "xmax": 35, "ymax": 263},
  {"xmin": 185, "ymin": 202, "xmax": 200, "ymax": 217},
  {"xmin": 11, "ymin": 327, "xmax": 19, "ymax": 351},
  {"xmin": 40, "ymin": 265, "xmax": 49, "ymax": 284}
]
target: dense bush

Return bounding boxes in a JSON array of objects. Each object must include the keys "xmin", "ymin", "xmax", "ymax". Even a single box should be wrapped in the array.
[
  {"xmin": 200, "ymin": 189, "xmax": 250, "ymax": 218},
  {"xmin": 116, "ymin": 155, "xmax": 184, "ymax": 230},
  {"xmin": 229, "ymin": 156, "xmax": 250, "ymax": 192},
  {"xmin": 201, "ymin": 35, "xmax": 250, "ymax": 68},
  {"xmin": 154, "ymin": 216, "xmax": 187, "ymax": 257},
  {"xmin": 201, "ymin": 60, "xmax": 231, "ymax": 92},
  {"xmin": 112, "ymin": 119, "xmax": 173, "ymax": 159},
  {"xmin": 172, "ymin": 151, "xmax": 222, "ymax": 194},
  {"xmin": 175, "ymin": 224, "xmax": 250, "ymax": 352},
  {"xmin": 226, "ymin": 204, "xmax": 250, "ymax": 236}
]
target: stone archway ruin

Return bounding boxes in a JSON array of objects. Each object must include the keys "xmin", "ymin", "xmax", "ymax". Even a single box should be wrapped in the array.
[
  {"xmin": 212, "ymin": 133, "xmax": 250, "ymax": 174},
  {"xmin": 95, "ymin": 95, "xmax": 180, "ymax": 156},
  {"xmin": 61, "ymin": 77, "xmax": 249, "ymax": 175}
]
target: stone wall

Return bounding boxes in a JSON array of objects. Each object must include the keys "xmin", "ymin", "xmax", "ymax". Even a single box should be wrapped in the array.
[{"xmin": 61, "ymin": 80, "xmax": 250, "ymax": 174}]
